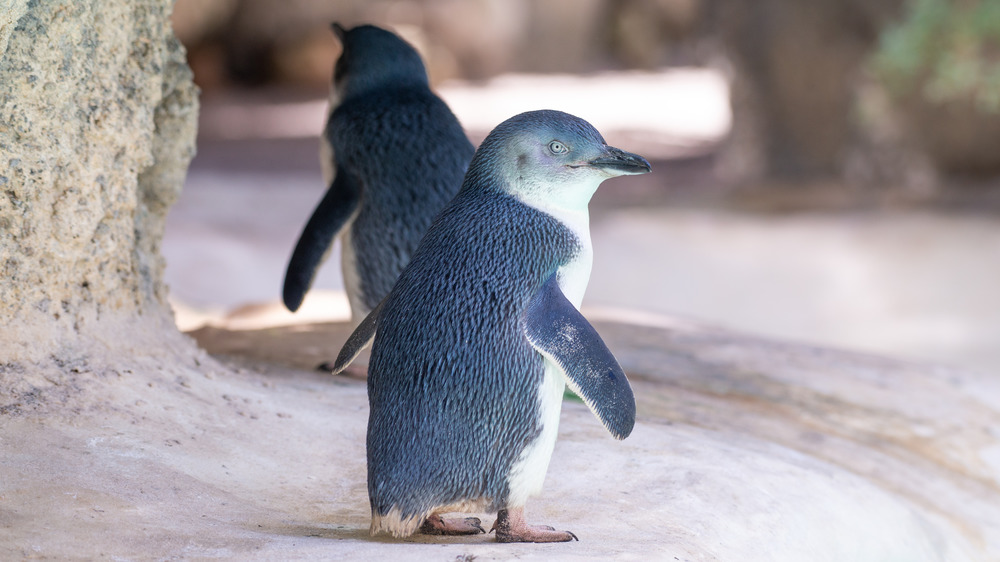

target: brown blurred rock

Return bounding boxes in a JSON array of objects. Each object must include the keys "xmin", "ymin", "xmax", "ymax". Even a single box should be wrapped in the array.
[
  {"xmin": 179, "ymin": 0, "xmax": 519, "ymax": 87},
  {"xmin": 171, "ymin": 0, "xmax": 238, "ymax": 46},
  {"xmin": 421, "ymin": 0, "xmax": 523, "ymax": 80},
  {"xmin": 715, "ymin": 0, "xmax": 905, "ymax": 183},
  {"xmin": 609, "ymin": 0, "xmax": 703, "ymax": 68},
  {"xmin": 172, "ymin": 0, "xmax": 708, "ymax": 88},
  {"xmin": 171, "ymin": 0, "xmax": 240, "ymax": 90},
  {"xmin": 901, "ymin": 95, "xmax": 1000, "ymax": 179}
]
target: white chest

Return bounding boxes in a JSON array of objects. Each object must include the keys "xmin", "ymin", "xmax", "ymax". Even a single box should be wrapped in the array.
[
  {"xmin": 536, "ymin": 203, "xmax": 594, "ymax": 309},
  {"xmin": 503, "ymin": 196, "xmax": 595, "ymax": 505},
  {"xmin": 556, "ymin": 228, "xmax": 592, "ymax": 309},
  {"xmin": 510, "ymin": 175, "xmax": 600, "ymax": 309}
]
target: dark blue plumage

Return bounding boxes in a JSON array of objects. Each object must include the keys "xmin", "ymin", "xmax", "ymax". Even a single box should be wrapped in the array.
[
  {"xmin": 332, "ymin": 110, "xmax": 650, "ymax": 541},
  {"xmin": 282, "ymin": 24, "xmax": 474, "ymax": 318},
  {"xmin": 367, "ymin": 190, "xmax": 577, "ymax": 521}
]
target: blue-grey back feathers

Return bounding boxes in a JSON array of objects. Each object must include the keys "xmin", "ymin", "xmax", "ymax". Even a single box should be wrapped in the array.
[{"xmin": 366, "ymin": 190, "xmax": 578, "ymax": 519}]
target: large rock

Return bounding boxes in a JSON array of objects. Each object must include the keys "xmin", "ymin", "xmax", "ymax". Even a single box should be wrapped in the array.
[
  {"xmin": 2, "ymin": 316, "xmax": 997, "ymax": 559},
  {"xmin": 0, "ymin": 0, "xmax": 199, "ymax": 413}
]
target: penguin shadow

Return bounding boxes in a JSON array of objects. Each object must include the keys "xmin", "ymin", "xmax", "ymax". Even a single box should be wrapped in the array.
[
  {"xmin": 259, "ymin": 522, "xmax": 371, "ymax": 541},
  {"xmin": 259, "ymin": 519, "xmax": 501, "ymax": 545}
]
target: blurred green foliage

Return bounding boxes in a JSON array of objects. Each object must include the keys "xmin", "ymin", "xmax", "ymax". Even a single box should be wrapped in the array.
[{"xmin": 874, "ymin": 0, "xmax": 1000, "ymax": 112}]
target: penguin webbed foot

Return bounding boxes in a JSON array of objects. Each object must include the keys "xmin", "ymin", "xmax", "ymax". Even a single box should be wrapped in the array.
[
  {"xmin": 491, "ymin": 507, "xmax": 578, "ymax": 543},
  {"xmin": 419, "ymin": 514, "xmax": 485, "ymax": 536}
]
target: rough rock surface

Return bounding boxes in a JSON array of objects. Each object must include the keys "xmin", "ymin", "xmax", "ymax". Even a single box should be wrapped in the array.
[
  {"xmin": 5, "ymin": 314, "xmax": 996, "ymax": 560},
  {"xmin": 0, "ymin": 0, "xmax": 199, "ymax": 413}
]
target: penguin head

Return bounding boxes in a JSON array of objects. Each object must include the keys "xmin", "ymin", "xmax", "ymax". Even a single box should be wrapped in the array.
[
  {"xmin": 468, "ymin": 110, "xmax": 651, "ymax": 211},
  {"xmin": 330, "ymin": 23, "xmax": 429, "ymax": 99}
]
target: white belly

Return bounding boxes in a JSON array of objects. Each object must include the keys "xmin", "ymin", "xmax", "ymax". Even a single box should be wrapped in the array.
[
  {"xmin": 505, "ymin": 211, "xmax": 593, "ymax": 506},
  {"xmin": 340, "ymin": 223, "xmax": 366, "ymax": 324},
  {"xmin": 505, "ymin": 360, "xmax": 567, "ymax": 507},
  {"xmin": 556, "ymin": 243, "xmax": 592, "ymax": 308}
]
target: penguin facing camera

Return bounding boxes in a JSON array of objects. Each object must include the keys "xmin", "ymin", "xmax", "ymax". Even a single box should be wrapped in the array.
[
  {"xmin": 282, "ymin": 23, "xmax": 474, "ymax": 322},
  {"xmin": 332, "ymin": 110, "xmax": 651, "ymax": 542}
]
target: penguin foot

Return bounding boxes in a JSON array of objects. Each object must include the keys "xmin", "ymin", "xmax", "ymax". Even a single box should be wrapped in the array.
[
  {"xmin": 491, "ymin": 508, "xmax": 578, "ymax": 543},
  {"xmin": 419, "ymin": 514, "xmax": 485, "ymax": 536}
]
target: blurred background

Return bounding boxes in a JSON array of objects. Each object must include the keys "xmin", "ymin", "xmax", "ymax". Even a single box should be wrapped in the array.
[{"xmin": 163, "ymin": 0, "xmax": 1000, "ymax": 375}]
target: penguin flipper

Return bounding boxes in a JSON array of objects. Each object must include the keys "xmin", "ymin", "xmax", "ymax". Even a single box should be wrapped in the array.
[
  {"xmin": 325, "ymin": 298, "xmax": 384, "ymax": 374},
  {"xmin": 523, "ymin": 275, "xmax": 636, "ymax": 439},
  {"xmin": 283, "ymin": 170, "xmax": 361, "ymax": 312}
]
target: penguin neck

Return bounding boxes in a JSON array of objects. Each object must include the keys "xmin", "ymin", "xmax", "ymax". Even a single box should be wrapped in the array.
[
  {"xmin": 509, "ymin": 179, "xmax": 598, "ymax": 308},
  {"xmin": 337, "ymin": 70, "xmax": 428, "ymax": 103},
  {"xmin": 507, "ymin": 177, "xmax": 599, "ymax": 237}
]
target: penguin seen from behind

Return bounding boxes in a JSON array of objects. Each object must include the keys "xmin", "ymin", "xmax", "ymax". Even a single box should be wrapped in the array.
[{"xmin": 282, "ymin": 23, "xmax": 474, "ymax": 322}]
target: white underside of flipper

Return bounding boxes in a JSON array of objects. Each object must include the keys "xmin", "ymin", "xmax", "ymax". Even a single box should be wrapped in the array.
[
  {"xmin": 340, "ymin": 225, "xmax": 367, "ymax": 324},
  {"xmin": 505, "ymin": 360, "xmax": 567, "ymax": 507}
]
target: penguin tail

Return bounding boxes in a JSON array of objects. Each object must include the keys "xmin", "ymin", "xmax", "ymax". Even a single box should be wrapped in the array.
[
  {"xmin": 369, "ymin": 506, "xmax": 426, "ymax": 538},
  {"xmin": 369, "ymin": 498, "xmax": 494, "ymax": 537}
]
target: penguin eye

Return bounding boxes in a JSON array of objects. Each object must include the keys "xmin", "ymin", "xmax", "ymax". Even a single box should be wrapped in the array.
[{"xmin": 548, "ymin": 141, "xmax": 568, "ymax": 155}]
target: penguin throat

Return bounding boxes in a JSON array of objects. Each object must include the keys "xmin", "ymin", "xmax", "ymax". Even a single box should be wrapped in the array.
[
  {"xmin": 512, "ymin": 189, "xmax": 592, "ymax": 242},
  {"xmin": 509, "ymin": 175, "xmax": 601, "ymax": 218},
  {"xmin": 508, "ymin": 180, "xmax": 595, "ymax": 307}
]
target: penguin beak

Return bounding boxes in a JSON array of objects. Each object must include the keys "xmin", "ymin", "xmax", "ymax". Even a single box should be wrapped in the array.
[{"xmin": 588, "ymin": 146, "xmax": 652, "ymax": 176}]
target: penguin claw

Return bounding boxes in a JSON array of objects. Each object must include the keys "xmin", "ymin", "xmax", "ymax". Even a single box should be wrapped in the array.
[
  {"xmin": 495, "ymin": 525, "xmax": 577, "ymax": 543},
  {"xmin": 489, "ymin": 521, "xmax": 555, "ymax": 532},
  {"xmin": 316, "ymin": 362, "xmax": 368, "ymax": 379},
  {"xmin": 419, "ymin": 515, "xmax": 485, "ymax": 535},
  {"xmin": 493, "ymin": 508, "xmax": 577, "ymax": 543}
]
